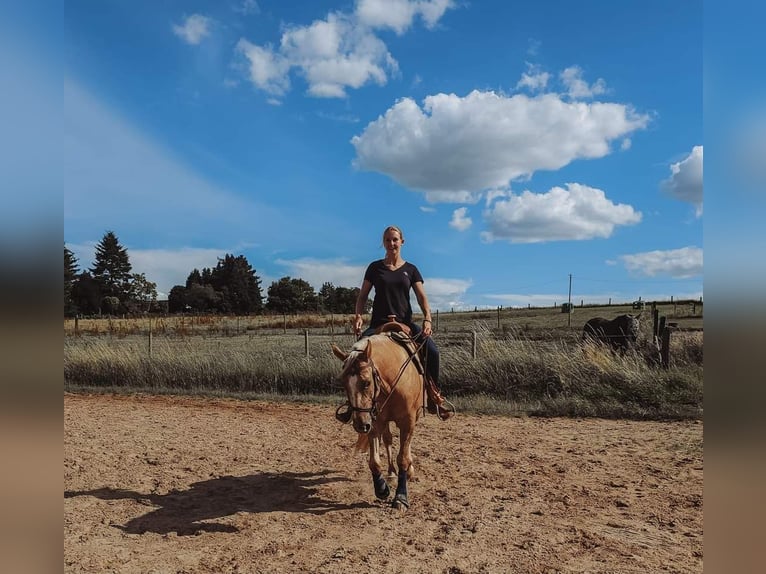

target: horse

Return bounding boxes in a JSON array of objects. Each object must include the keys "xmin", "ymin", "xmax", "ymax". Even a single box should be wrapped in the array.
[
  {"xmin": 582, "ymin": 313, "xmax": 641, "ymax": 353},
  {"xmin": 331, "ymin": 332, "xmax": 424, "ymax": 510}
]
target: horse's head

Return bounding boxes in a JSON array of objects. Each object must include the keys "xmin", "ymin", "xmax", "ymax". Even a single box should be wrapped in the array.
[{"xmin": 332, "ymin": 340, "xmax": 379, "ymax": 434}]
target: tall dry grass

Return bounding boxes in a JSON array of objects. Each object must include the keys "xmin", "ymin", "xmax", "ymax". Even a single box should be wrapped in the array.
[{"xmin": 64, "ymin": 325, "xmax": 702, "ymax": 420}]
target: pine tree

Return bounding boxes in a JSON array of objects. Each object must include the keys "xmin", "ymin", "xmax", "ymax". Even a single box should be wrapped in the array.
[
  {"xmin": 64, "ymin": 246, "xmax": 80, "ymax": 316},
  {"xmin": 90, "ymin": 231, "xmax": 132, "ymax": 304},
  {"xmin": 209, "ymin": 254, "xmax": 263, "ymax": 314}
]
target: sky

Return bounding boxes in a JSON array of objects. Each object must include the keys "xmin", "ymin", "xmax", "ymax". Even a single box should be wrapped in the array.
[{"xmin": 62, "ymin": 0, "xmax": 707, "ymax": 310}]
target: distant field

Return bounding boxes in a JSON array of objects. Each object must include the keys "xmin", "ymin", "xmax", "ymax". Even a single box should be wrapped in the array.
[{"xmin": 63, "ymin": 300, "xmax": 703, "ymax": 339}]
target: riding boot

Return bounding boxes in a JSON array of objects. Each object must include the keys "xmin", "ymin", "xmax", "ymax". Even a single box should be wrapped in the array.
[{"xmin": 425, "ymin": 377, "xmax": 454, "ymax": 420}]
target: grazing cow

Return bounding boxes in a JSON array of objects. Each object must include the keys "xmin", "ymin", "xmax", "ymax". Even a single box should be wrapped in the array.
[{"xmin": 582, "ymin": 313, "xmax": 641, "ymax": 352}]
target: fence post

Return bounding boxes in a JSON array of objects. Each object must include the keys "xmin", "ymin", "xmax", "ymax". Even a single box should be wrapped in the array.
[
  {"xmin": 304, "ymin": 329, "xmax": 309, "ymax": 357},
  {"xmin": 661, "ymin": 326, "xmax": 672, "ymax": 369},
  {"xmin": 472, "ymin": 330, "xmax": 477, "ymax": 359},
  {"xmin": 497, "ymin": 307, "xmax": 500, "ymax": 330},
  {"xmin": 148, "ymin": 317, "xmax": 153, "ymax": 358},
  {"xmin": 435, "ymin": 309, "xmax": 439, "ymax": 331},
  {"xmin": 283, "ymin": 314, "xmax": 287, "ymax": 333}
]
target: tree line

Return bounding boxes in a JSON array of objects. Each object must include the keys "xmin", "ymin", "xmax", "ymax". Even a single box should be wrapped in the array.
[{"xmin": 65, "ymin": 231, "xmax": 368, "ymax": 317}]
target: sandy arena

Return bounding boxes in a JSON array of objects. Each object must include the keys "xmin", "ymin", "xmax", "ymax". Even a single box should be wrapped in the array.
[{"xmin": 64, "ymin": 393, "xmax": 703, "ymax": 573}]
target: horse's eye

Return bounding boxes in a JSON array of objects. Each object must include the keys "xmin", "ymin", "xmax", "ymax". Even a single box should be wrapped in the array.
[{"xmin": 361, "ymin": 379, "xmax": 371, "ymax": 389}]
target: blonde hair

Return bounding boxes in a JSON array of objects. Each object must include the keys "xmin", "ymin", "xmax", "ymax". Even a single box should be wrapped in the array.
[{"xmin": 381, "ymin": 225, "xmax": 404, "ymax": 246}]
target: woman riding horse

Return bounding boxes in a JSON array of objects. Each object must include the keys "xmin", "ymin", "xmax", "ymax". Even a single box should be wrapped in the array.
[{"xmin": 348, "ymin": 225, "xmax": 454, "ymax": 421}]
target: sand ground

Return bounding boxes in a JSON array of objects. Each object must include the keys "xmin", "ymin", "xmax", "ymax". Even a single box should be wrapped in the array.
[{"xmin": 64, "ymin": 393, "xmax": 703, "ymax": 573}]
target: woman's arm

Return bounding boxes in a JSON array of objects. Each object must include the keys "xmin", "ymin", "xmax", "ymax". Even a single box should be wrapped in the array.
[
  {"xmin": 353, "ymin": 279, "xmax": 373, "ymax": 336},
  {"xmin": 412, "ymin": 280, "xmax": 433, "ymax": 337}
]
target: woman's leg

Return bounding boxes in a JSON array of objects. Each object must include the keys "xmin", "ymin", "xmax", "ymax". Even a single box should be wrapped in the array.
[{"xmin": 409, "ymin": 322, "xmax": 440, "ymax": 383}]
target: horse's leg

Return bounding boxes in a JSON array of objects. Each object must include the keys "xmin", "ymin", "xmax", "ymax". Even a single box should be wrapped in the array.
[
  {"xmin": 382, "ymin": 423, "xmax": 396, "ymax": 478},
  {"xmin": 392, "ymin": 420, "xmax": 416, "ymax": 509},
  {"xmin": 368, "ymin": 431, "xmax": 390, "ymax": 500}
]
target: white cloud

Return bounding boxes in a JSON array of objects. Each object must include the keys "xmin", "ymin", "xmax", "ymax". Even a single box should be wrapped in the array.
[
  {"xmin": 236, "ymin": 1, "xmax": 454, "ymax": 99},
  {"xmin": 275, "ymin": 258, "xmax": 367, "ymax": 290},
  {"xmin": 236, "ymin": 39, "xmax": 291, "ymax": 96},
  {"xmin": 129, "ymin": 248, "xmax": 230, "ymax": 295},
  {"xmin": 516, "ymin": 63, "xmax": 550, "ymax": 92},
  {"xmin": 661, "ymin": 146, "xmax": 703, "ymax": 216},
  {"xmin": 482, "ymin": 183, "xmax": 641, "ymax": 243},
  {"xmin": 560, "ymin": 66, "xmax": 607, "ymax": 99},
  {"xmin": 620, "ymin": 138, "xmax": 632, "ymax": 151},
  {"xmin": 419, "ymin": 205, "xmax": 436, "ymax": 213},
  {"xmin": 619, "ymin": 246, "xmax": 703, "ymax": 278},
  {"xmin": 526, "ymin": 38, "xmax": 541, "ymax": 57},
  {"xmin": 234, "ymin": 0, "xmax": 260, "ymax": 16},
  {"xmin": 425, "ymin": 190, "xmax": 481, "ymax": 204},
  {"xmin": 172, "ymin": 14, "xmax": 211, "ymax": 45},
  {"xmin": 356, "ymin": 0, "xmax": 455, "ymax": 34},
  {"xmin": 449, "ymin": 207, "xmax": 472, "ymax": 231},
  {"xmin": 352, "ymin": 90, "xmax": 649, "ymax": 200},
  {"xmin": 420, "ymin": 277, "xmax": 473, "ymax": 311}
]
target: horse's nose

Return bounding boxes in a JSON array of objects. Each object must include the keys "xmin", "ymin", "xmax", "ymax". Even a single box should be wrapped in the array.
[{"xmin": 355, "ymin": 421, "xmax": 371, "ymax": 434}]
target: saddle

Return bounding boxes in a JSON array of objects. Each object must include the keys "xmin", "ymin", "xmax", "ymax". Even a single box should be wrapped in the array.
[{"xmin": 374, "ymin": 320, "xmax": 424, "ymax": 376}]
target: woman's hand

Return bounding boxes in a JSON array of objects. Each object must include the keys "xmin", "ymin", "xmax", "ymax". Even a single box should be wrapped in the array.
[
  {"xmin": 422, "ymin": 319, "xmax": 433, "ymax": 338},
  {"xmin": 353, "ymin": 315, "xmax": 364, "ymax": 337}
]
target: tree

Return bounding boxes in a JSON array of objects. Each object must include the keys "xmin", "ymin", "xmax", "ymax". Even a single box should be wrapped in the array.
[
  {"xmin": 266, "ymin": 277, "xmax": 318, "ymax": 313},
  {"xmin": 185, "ymin": 283, "xmax": 220, "ymax": 312},
  {"xmin": 127, "ymin": 273, "xmax": 158, "ymax": 313},
  {"xmin": 65, "ymin": 246, "xmax": 80, "ymax": 316},
  {"xmin": 318, "ymin": 282, "xmax": 336, "ymax": 313},
  {"xmin": 316, "ymin": 282, "xmax": 365, "ymax": 314},
  {"xmin": 71, "ymin": 272, "xmax": 102, "ymax": 315},
  {"xmin": 168, "ymin": 286, "xmax": 187, "ymax": 313},
  {"xmin": 90, "ymin": 231, "xmax": 132, "ymax": 305},
  {"xmin": 208, "ymin": 254, "xmax": 263, "ymax": 314},
  {"xmin": 185, "ymin": 269, "xmax": 203, "ymax": 288}
]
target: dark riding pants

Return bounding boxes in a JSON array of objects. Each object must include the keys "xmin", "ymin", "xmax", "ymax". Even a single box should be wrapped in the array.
[{"xmin": 361, "ymin": 322, "xmax": 440, "ymax": 385}]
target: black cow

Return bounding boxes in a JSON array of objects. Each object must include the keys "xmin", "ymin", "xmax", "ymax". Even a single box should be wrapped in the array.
[{"xmin": 582, "ymin": 313, "xmax": 641, "ymax": 352}]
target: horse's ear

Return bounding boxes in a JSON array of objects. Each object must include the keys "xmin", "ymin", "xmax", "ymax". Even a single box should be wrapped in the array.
[
  {"xmin": 331, "ymin": 344, "xmax": 348, "ymax": 361},
  {"xmin": 362, "ymin": 339, "xmax": 372, "ymax": 360}
]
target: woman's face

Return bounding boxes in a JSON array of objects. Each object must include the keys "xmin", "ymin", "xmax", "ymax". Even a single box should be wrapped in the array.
[{"xmin": 383, "ymin": 230, "xmax": 403, "ymax": 254}]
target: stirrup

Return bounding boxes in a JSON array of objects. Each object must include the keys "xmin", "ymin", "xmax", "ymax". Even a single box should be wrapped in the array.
[
  {"xmin": 335, "ymin": 403, "xmax": 352, "ymax": 424},
  {"xmin": 436, "ymin": 400, "xmax": 456, "ymax": 421}
]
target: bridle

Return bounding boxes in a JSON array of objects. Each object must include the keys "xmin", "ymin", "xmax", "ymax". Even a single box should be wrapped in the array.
[
  {"xmin": 336, "ymin": 356, "xmax": 384, "ymax": 422},
  {"xmin": 336, "ymin": 335, "xmax": 427, "ymax": 424}
]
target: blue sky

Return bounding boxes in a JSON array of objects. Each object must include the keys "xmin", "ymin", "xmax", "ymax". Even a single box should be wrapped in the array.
[{"xmin": 64, "ymin": 0, "xmax": 705, "ymax": 310}]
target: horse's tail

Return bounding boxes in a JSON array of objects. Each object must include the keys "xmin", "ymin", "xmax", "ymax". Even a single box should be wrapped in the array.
[{"xmin": 353, "ymin": 433, "xmax": 370, "ymax": 454}]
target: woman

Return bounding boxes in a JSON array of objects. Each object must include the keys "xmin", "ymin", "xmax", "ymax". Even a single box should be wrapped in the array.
[{"xmin": 352, "ymin": 225, "xmax": 454, "ymax": 420}]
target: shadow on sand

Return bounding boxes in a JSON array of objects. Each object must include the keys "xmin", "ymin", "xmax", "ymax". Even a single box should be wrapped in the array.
[{"xmin": 65, "ymin": 469, "xmax": 371, "ymax": 535}]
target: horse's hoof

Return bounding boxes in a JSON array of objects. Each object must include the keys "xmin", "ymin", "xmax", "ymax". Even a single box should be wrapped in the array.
[
  {"xmin": 392, "ymin": 494, "xmax": 409, "ymax": 510},
  {"xmin": 375, "ymin": 481, "xmax": 390, "ymax": 500}
]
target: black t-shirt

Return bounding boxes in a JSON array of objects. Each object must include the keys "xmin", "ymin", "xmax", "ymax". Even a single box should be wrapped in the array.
[{"xmin": 364, "ymin": 260, "xmax": 424, "ymax": 328}]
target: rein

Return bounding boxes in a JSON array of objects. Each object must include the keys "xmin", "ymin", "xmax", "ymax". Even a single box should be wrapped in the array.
[{"xmin": 340, "ymin": 334, "xmax": 427, "ymax": 424}]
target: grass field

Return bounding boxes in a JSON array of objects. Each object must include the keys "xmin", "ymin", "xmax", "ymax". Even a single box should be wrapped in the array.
[{"xmin": 64, "ymin": 301, "xmax": 703, "ymax": 420}]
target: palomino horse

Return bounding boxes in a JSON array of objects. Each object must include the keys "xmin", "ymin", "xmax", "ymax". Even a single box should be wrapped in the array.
[{"xmin": 331, "ymin": 333, "xmax": 424, "ymax": 509}]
